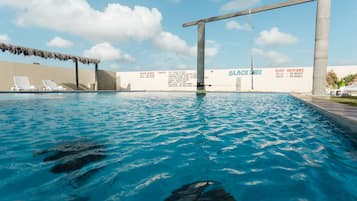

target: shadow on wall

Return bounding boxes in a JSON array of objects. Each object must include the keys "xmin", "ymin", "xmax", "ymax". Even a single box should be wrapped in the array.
[
  {"xmin": 115, "ymin": 76, "xmax": 131, "ymax": 91},
  {"xmin": 97, "ymin": 70, "xmax": 116, "ymax": 90},
  {"xmin": 62, "ymin": 83, "xmax": 90, "ymax": 90},
  {"xmin": 119, "ymin": 83, "xmax": 131, "ymax": 91}
]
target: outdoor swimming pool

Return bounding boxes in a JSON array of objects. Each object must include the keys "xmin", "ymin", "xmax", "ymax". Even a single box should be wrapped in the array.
[{"xmin": 0, "ymin": 93, "xmax": 356, "ymax": 201}]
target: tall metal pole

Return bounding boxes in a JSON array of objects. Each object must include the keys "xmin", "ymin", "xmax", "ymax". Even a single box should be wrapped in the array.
[
  {"xmin": 249, "ymin": 9, "xmax": 254, "ymax": 91},
  {"xmin": 75, "ymin": 59, "xmax": 79, "ymax": 90},
  {"xmin": 312, "ymin": 0, "xmax": 331, "ymax": 96},
  {"xmin": 197, "ymin": 22, "xmax": 206, "ymax": 94},
  {"xmin": 95, "ymin": 63, "xmax": 98, "ymax": 91}
]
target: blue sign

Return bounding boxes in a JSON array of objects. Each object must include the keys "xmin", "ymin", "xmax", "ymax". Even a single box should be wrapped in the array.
[{"xmin": 228, "ymin": 69, "xmax": 262, "ymax": 76}]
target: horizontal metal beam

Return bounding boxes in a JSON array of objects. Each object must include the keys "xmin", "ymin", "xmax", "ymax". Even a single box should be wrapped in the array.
[{"xmin": 183, "ymin": 0, "xmax": 315, "ymax": 27}]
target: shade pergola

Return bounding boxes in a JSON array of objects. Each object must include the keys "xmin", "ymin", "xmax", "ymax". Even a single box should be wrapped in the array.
[{"xmin": 0, "ymin": 42, "xmax": 101, "ymax": 90}]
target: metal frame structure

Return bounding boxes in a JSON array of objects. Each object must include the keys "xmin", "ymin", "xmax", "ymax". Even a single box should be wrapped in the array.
[{"xmin": 183, "ymin": 0, "xmax": 331, "ymax": 96}]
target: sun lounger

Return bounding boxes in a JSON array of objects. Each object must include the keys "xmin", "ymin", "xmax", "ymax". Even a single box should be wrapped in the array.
[
  {"xmin": 336, "ymin": 84, "xmax": 357, "ymax": 96},
  {"xmin": 42, "ymin": 80, "xmax": 66, "ymax": 91},
  {"xmin": 342, "ymin": 84, "xmax": 357, "ymax": 95},
  {"xmin": 11, "ymin": 76, "xmax": 37, "ymax": 91}
]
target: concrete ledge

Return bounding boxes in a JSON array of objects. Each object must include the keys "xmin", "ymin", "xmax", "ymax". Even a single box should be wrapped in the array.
[{"xmin": 291, "ymin": 93, "xmax": 357, "ymax": 137}]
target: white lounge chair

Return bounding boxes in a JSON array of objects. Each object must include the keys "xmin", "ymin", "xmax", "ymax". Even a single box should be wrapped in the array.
[
  {"xmin": 42, "ymin": 80, "xmax": 66, "ymax": 91},
  {"xmin": 339, "ymin": 84, "xmax": 357, "ymax": 96},
  {"xmin": 11, "ymin": 76, "xmax": 37, "ymax": 91}
]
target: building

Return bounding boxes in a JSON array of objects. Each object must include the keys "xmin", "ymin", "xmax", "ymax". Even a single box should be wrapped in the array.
[
  {"xmin": 0, "ymin": 60, "xmax": 355, "ymax": 92},
  {"xmin": 117, "ymin": 66, "xmax": 357, "ymax": 92}
]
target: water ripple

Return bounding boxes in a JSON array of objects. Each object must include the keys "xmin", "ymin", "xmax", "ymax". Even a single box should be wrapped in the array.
[{"xmin": 0, "ymin": 93, "xmax": 356, "ymax": 201}]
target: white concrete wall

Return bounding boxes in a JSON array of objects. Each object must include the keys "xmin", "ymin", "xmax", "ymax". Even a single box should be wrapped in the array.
[{"xmin": 117, "ymin": 66, "xmax": 357, "ymax": 93}]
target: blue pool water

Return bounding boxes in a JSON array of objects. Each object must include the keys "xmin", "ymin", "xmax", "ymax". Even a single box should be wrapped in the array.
[{"xmin": 0, "ymin": 93, "xmax": 356, "ymax": 201}]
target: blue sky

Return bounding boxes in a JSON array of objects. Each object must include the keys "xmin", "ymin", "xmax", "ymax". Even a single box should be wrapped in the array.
[{"xmin": 0, "ymin": 0, "xmax": 356, "ymax": 71}]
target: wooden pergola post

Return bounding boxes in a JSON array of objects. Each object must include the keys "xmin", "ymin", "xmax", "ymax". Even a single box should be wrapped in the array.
[
  {"xmin": 95, "ymin": 63, "xmax": 99, "ymax": 91},
  {"xmin": 75, "ymin": 59, "xmax": 79, "ymax": 90}
]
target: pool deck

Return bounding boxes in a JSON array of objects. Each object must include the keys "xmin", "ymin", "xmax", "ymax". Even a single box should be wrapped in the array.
[{"xmin": 291, "ymin": 93, "xmax": 357, "ymax": 135}]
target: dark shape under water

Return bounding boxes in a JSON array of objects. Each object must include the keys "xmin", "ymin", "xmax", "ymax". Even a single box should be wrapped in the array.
[
  {"xmin": 70, "ymin": 167, "xmax": 103, "ymax": 188},
  {"xmin": 51, "ymin": 153, "xmax": 105, "ymax": 173},
  {"xmin": 43, "ymin": 143, "xmax": 104, "ymax": 162},
  {"xmin": 165, "ymin": 181, "xmax": 236, "ymax": 201},
  {"xmin": 36, "ymin": 140, "xmax": 106, "ymax": 174}
]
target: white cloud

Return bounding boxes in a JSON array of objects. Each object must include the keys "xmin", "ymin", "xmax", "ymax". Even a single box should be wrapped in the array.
[
  {"xmin": 252, "ymin": 48, "xmax": 291, "ymax": 65},
  {"xmin": 0, "ymin": 0, "xmax": 215, "ymax": 60},
  {"xmin": 226, "ymin": 21, "xmax": 251, "ymax": 31},
  {"xmin": 0, "ymin": 0, "xmax": 28, "ymax": 8},
  {"xmin": 153, "ymin": 32, "xmax": 218, "ymax": 57},
  {"xmin": 83, "ymin": 42, "xmax": 135, "ymax": 62},
  {"xmin": 108, "ymin": 63, "xmax": 121, "ymax": 70},
  {"xmin": 0, "ymin": 34, "xmax": 10, "ymax": 43},
  {"xmin": 0, "ymin": 0, "xmax": 163, "ymax": 43},
  {"xmin": 256, "ymin": 27, "xmax": 298, "ymax": 46},
  {"xmin": 46, "ymin": 36, "xmax": 73, "ymax": 48},
  {"xmin": 153, "ymin": 31, "xmax": 194, "ymax": 56},
  {"xmin": 221, "ymin": 0, "xmax": 260, "ymax": 12}
]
